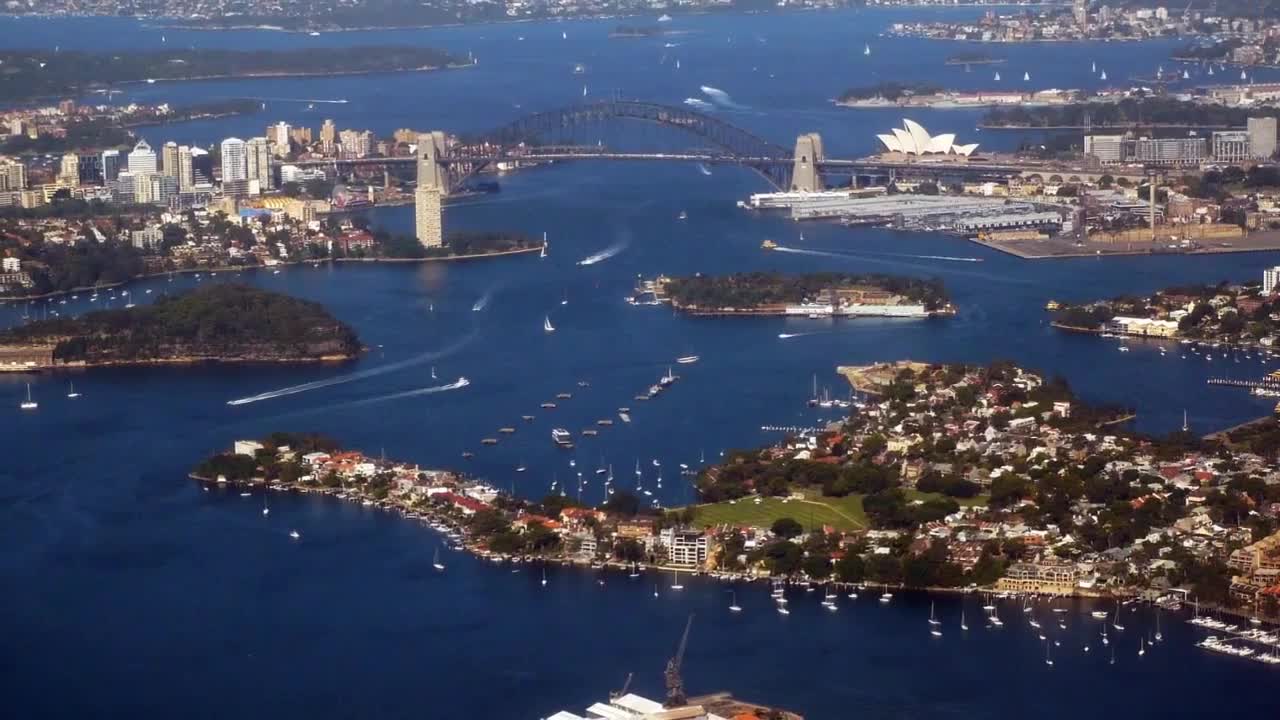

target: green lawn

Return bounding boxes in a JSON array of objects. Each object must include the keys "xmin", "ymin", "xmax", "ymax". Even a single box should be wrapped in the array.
[
  {"xmin": 692, "ymin": 489, "xmax": 987, "ymax": 532},
  {"xmin": 693, "ymin": 494, "xmax": 866, "ymax": 532}
]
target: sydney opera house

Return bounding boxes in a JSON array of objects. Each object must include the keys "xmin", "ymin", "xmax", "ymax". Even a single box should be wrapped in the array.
[{"xmin": 877, "ymin": 119, "xmax": 980, "ymax": 157}]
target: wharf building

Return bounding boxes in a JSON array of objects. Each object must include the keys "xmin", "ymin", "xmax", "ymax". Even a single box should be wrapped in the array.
[
  {"xmin": 1085, "ymin": 134, "xmax": 1206, "ymax": 167},
  {"xmin": 1102, "ymin": 315, "xmax": 1180, "ymax": 338}
]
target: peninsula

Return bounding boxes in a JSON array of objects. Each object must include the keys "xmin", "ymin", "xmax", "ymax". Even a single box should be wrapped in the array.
[
  {"xmin": 1048, "ymin": 280, "xmax": 1280, "ymax": 350},
  {"xmin": 649, "ymin": 272, "xmax": 952, "ymax": 317},
  {"xmin": 0, "ymin": 46, "xmax": 464, "ymax": 103},
  {"xmin": 0, "ymin": 284, "xmax": 361, "ymax": 370},
  {"xmin": 192, "ymin": 359, "xmax": 1280, "ymax": 630}
]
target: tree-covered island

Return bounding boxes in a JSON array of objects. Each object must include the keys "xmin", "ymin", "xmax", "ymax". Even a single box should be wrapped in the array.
[
  {"xmin": 836, "ymin": 83, "xmax": 945, "ymax": 107},
  {"xmin": 0, "ymin": 284, "xmax": 361, "ymax": 369},
  {"xmin": 654, "ymin": 272, "xmax": 952, "ymax": 316},
  {"xmin": 0, "ymin": 47, "xmax": 465, "ymax": 103}
]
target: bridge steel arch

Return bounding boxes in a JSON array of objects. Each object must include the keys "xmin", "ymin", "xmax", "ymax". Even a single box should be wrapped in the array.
[{"xmin": 451, "ymin": 100, "xmax": 795, "ymax": 189}]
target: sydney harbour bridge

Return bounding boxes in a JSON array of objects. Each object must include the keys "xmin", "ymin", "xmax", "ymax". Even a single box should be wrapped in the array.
[{"xmin": 283, "ymin": 100, "xmax": 1051, "ymax": 246}]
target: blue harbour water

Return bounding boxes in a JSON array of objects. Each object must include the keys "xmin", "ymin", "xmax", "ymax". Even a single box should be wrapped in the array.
[{"xmin": 2, "ymin": 10, "xmax": 1279, "ymax": 718}]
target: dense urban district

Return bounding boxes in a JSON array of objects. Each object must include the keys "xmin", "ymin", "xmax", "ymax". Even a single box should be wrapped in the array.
[{"xmin": 198, "ymin": 361, "xmax": 1280, "ymax": 622}]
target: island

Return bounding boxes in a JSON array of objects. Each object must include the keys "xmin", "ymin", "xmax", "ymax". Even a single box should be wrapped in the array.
[
  {"xmin": 0, "ymin": 46, "xmax": 465, "ymax": 103},
  {"xmin": 0, "ymin": 284, "xmax": 361, "ymax": 371},
  {"xmin": 195, "ymin": 358, "xmax": 1280, "ymax": 625},
  {"xmin": 836, "ymin": 83, "xmax": 943, "ymax": 108},
  {"xmin": 644, "ymin": 272, "xmax": 953, "ymax": 317},
  {"xmin": 1048, "ymin": 281, "xmax": 1280, "ymax": 350}
]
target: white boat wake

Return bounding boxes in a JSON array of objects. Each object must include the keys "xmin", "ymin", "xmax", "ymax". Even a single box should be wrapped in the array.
[
  {"xmin": 472, "ymin": 292, "xmax": 491, "ymax": 312},
  {"xmin": 700, "ymin": 85, "xmax": 745, "ymax": 109},
  {"xmin": 778, "ymin": 332, "xmax": 825, "ymax": 340},
  {"xmin": 697, "ymin": 163, "xmax": 713, "ymax": 176},
  {"xmin": 576, "ymin": 238, "xmax": 629, "ymax": 266},
  {"xmin": 225, "ymin": 333, "xmax": 476, "ymax": 406},
  {"xmin": 774, "ymin": 245, "xmax": 981, "ymax": 263},
  {"xmin": 333, "ymin": 377, "xmax": 470, "ymax": 409}
]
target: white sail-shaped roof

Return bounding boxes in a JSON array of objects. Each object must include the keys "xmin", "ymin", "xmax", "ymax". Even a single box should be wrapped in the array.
[{"xmin": 877, "ymin": 120, "xmax": 979, "ymax": 156}]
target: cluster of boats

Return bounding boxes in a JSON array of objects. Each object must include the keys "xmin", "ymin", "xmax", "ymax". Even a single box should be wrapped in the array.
[{"xmin": 1196, "ymin": 635, "xmax": 1280, "ymax": 664}]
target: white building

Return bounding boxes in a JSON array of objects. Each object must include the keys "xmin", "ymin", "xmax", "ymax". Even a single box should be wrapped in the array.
[
  {"xmin": 127, "ymin": 139, "xmax": 157, "ymax": 175},
  {"xmin": 1264, "ymin": 266, "xmax": 1280, "ymax": 295},
  {"xmin": 1, "ymin": 257, "xmax": 20, "ymax": 272},
  {"xmin": 220, "ymin": 138, "xmax": 248, "ymax": 182},
  {"xmin": 659, "ymin": 527, "xmax": 708, "ymax": 567}
]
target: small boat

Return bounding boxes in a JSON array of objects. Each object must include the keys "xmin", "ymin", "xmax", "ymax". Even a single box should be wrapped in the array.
[
  {"xmin": 433, "ymin": 546, "xmax": 446, "ymax": 571},
  {"xmin": 961, "ymin": 610, "xmax": 969, "ymax": 631},
  {"xmin": 777, "ymin": 605, "xmax": 790, "ymax": 616},
  {"xmin": 994, "ymin": 71, "xmax": 1001, "ymax": 81},
  {"xmin": 289, "ymin": 530, "xmax": 301, "ymax": 539},
  {"xmin": 1045, "ymin": 644, "xmax": 1053, "ymax": 667},
  {"xmin": 729, "ymin": 591, "xmax": 742, "ymax": 613},
  {"xmin": 1100, "ymin": 70, "xmax": 1107, "ymax": 80},
  {"xmin": 19, "ymin": 384, "xmax": 37, "ymax": 410},
  {"xmin": 863, "ymin": 43, "xmax": 871, "ymax": 56},
  {"xmin": 928, "ymin": 602, "xmax": 941, "ymax": 626},
  {"xmin": 676, "ymin": 355, "xmax": 699, "ymax": 364},
  {"xmin": 1112, "ymin": 604, "xmax": 1125, "ymax": 632},
  {"xmin": 618, "ymin": 412, "xmax": 631, "ymax": 423},
  {"xmin": 678, "ymin": 211, "xmax": 688, "ymax": 220},
  {"xmin": 544, "ymin": 316, "xmax": 555, "ymax": 333},
  {"xmin": 671, "ymin": 570, "xmax": 684, "ymax": 591},
  {"xmin": 1138, "ymin": 638, "xmax": 1145, "ymax": 657},
  {"xmin": 1023, "ymin": 71, "xmax": 1030, "ymax": 81},
  {"xmin": 66, "ymin": 382, "xmax": 80, "ymax": 399},
  {"xmin": 541, "ymin": 567, "xmax": 548, "ymax": 587},
  {"xmin": 262, "ymin": 497, "xmax": 270, "ymax": 516}
]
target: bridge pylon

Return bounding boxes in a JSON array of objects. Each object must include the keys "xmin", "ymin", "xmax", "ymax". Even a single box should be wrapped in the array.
[
  {"xmin": 792, "ymin": 133, "xmax": 825, "ymax": 192},
  {"xmin": 414, "ymin": 131, "xmax": 448, "ymax": 248}
]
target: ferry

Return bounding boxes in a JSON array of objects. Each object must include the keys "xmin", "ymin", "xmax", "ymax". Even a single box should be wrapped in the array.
[
  {"xmin": 551, "ymin": 428, "xmax": 573, "ymax": 447},
  {"xmin": 676, "ymin": 355, "xmax": 699, "ymax": 364},
  {"xmin": 761, "ymin": 239, "xmax": 778, "ymax": 250}
]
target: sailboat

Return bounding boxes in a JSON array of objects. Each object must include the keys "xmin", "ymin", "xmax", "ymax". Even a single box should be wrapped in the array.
[
  {"xmin": 431, "ymin": 366, "xmax": 438, "ymax": 380},
  {"xmin": 540, "ymin": 232, "xmax": 548, "ymax": 259},
  {"xmin": 560, "ymin": 289, "xmax": 568, "ymax": 306},
  {"xmin": 1112, "ymin": 603, "xmax": 1125, "ymax": 631},
  {"xmin": 66, "ymin": 382, "xmax": 80, "ymax": 399},
  {"xmin": 994, "ymin": 70, "xmax": 1001, "ymax": 81},
  {"xmin": 289, "ymin": 530, "xmax": 301, "ymax": 539},
  {"xmin": 1100, "ymin": 69, "xmax": 1107, "ymax": 80},
  {"xmin": 541, "ymin": 567, "xmax": 548, "ymax": 587},
  {"xmin": 654, "ymin": 584, "xmax": 659, "ymax": 598},
  {"xmin": 1138, "ymin": 637, "xmax": 1146, "ymax": 657},
  {"xmin": 863, "ymin": 43, "xmax": 871, "ymax": 56},
  {"xmin": 1242, "ymin": 70, "xmax": 1248, "ymax": 81},
  {"xmin": 928, "ymin": 602, "xmax": 941, "ymax": 626},
  {"xmin": 433, "ymin": 546, "xmax": 446, "ymax": 571},
  {"xmin": 675, "ymin": 59, "xmax": 680, "ymax": 70},
  {"xmin": 19, "ymin": 383, "xmax": 37, "ymax": 410},
  {"xmin": 583, "ymin": 85, "xmax": 588, "ymax": 97},
  {"xmin": 544, "ymin": 316, "xmax": 555, "ymax": 333},
  {"xmin": 1183, "ymin": 69, "xmax": 1190, "ymax": 80},
  {"xmin": 1091, "ymin": 60, "xmax": 1096, "ymax": 73},
  {"xmin": 1208, "ymin": 66, "xmax": 1214, "ymax": 76},
  {"xmin": 670, "ymin": 570, "xmax": 684, "ymax": 591},
  {"xmin": 1154, "ymin": 612, "xmax": 1163, "ymax": 643},
  {"xmin": 1023, "ymin": 71, "xmax": 1030, "ymax": 81},
  {"xmin": 1045, "ymin": 643, "xmax": 1054, "ymax": 667},
  {"xmin": 961, "ymin": 609, "xmax": 969, "ymax": 631},
  {"xmin": 729, "ymin": 591, "xmax": 742, "ymax": 612},
  {"xmin": 262, "ymin": 496, "xmax": 270, "ymax": 516},
  {"xmin": 562, "ymin": 31, "xmax": 567, "ymax": 40},
  {"xmin": 822, "ymin": 588, "xmax": 837, "ymax": 611}
]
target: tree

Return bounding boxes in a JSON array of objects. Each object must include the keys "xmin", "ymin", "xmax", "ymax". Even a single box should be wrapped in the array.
[
  {"xmin": 834, "ymin": 552, "xmax": 865, "ymax": 583},
  {"xmin": 771, "ymin": 517, "xmax": 803, "ymax": 539},
  {"xmin": 801, "ymin": 553, "xmax": 832, "ymax": 579}
]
